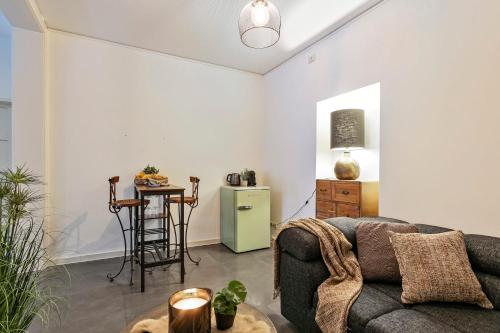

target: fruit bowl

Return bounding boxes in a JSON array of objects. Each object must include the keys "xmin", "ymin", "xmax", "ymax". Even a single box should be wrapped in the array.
[
  {"xmin": 134, "ymin": 178, "xmax": 148, "ymax": 185},
  {"xmin": 135, "ymin": 165, "xmax": 168, "ymax": 186},
  {"xmin": 145, "ymin": 178, "xmax": 169, "ymax": 187}
]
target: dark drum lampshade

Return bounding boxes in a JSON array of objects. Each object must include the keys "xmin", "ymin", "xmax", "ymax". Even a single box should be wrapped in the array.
[{"xmin": 330, "ymin": 109, "xmax": 365, "ymax": 150}]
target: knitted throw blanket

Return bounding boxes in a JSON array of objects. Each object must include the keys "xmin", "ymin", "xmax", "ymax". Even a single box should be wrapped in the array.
[{"xmin": 273, "ymin": 218, "xmax": 363, "ymax": 333}]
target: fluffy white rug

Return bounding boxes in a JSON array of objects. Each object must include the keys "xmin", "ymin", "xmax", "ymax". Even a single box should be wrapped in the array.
[
  {"xmin": 130, "ymin": 316, "xmax": 169, "ymax": 333},
  {"xmin": 130, "ymin": 314, "xmax": 271, "ymax": 333}
]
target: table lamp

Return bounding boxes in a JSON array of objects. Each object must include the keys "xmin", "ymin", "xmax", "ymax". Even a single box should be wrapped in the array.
[{"xmin": 330, "ymin": 109, "xmax": 365, "ymax": 180}]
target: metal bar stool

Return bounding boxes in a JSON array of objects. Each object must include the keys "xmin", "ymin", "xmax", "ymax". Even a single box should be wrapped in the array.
[
  {"xmin": 107, "ymin": 176, "xmax": 149, "ymax": 285},
  {"xmin": 167, "ymin": 176, "xmax": 201, "ymax": 265}
]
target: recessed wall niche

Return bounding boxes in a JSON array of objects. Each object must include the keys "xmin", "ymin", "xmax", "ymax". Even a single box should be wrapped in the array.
[{"xmin": 316, "ymin": 83, "xmax": 380, "ymax": 181}]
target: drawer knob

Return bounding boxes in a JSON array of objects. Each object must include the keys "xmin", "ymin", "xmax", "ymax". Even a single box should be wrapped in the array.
[{"xmin": 342, "ymin": 190, "xmax": 350, "ymax": 195}]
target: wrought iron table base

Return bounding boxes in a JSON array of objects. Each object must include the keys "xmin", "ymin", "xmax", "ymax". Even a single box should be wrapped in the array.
[{"xmin": 135, "ymin": 187, "xmax": 186, "ymax": 292}]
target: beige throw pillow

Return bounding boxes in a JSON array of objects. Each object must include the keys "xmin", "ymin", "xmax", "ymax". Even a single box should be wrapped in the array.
[
  {"xmin": 389, "ymin": 230, "xmax": 493, "ymax": 309},
  {"xmin": 356, "ymin": 222, "xmax": 418, "ymax": 283}
]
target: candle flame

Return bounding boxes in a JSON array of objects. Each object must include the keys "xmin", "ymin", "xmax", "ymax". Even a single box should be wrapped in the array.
[{"xmin": 173, "ymin": 297, "xmax": 208, "ymax": 310}]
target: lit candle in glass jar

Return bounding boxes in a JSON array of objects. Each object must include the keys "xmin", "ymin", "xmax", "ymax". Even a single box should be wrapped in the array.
[
  {"xmin": 168, "ymin": 288, "xmax": 212, "ymax": 333},
  {"xmin": 173, "ymin": 297, "xmax": 208, "ymax": 310}
]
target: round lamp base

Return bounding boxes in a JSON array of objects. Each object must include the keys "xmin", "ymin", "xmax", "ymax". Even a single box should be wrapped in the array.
[{"xmin": 334, "ymin": 152, "xmax": 360, "ymax": 180}]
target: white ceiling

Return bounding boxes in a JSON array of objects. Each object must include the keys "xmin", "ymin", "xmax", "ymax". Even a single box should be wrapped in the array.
[
  {"xmin": 35, "ymin": 0, "xmax": 382, "ymax": 74},
  {"xmin": 0, "ymin": 0, "xmax": 43, "ymax": 33}
]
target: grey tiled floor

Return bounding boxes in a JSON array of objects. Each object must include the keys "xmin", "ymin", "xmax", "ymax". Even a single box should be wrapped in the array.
[{"xmin": 30, "ymin": 244, "xmax": 299, "ymax": 333}]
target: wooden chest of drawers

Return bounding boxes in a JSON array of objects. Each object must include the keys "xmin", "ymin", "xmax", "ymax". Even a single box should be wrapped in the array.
[{"xmin": 316, "ymin": 179, "xmax": 379, "ymax": 219}]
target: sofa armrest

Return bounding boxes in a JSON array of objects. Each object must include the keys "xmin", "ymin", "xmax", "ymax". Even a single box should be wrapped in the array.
[
  {"xmin": 278, "ymin": 217, "xmax": 362, "ymax": 261},
  {"xmin": 278, "ymin": 228, "xmax": 321, "ymax": 261},
  {"xmin": 280, "ymin": 252, "xmax": 327, "ymax": 333}
]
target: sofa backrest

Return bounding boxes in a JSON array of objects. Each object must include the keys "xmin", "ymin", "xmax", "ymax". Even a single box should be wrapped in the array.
[
  {"xmin": 463, "ymin": 234, "xmax": 500, "ymax": 309},
  {"xmin": 414, "ymin": 222, "xmax": 500, "ymax": 309},
  {"xmin": 325, "ymin": 217, "xmax": 500, "ymax": 309}
]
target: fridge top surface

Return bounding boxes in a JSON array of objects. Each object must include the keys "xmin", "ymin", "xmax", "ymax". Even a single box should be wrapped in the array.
[{"xmin": 221, "ymin": 185, "xmax": 270, "ymax": 191}]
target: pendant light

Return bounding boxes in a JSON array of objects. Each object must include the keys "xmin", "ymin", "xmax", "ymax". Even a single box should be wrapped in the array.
[{"xmin": 239, "ymin": 0, "xmax": 281, "ymax": 49}]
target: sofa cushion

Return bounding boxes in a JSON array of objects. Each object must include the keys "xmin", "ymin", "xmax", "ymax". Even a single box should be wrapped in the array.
[
  {"xmin": 415, "ymin": 224, "xmax": 452, "ymax": 234},
  {"xmin": 411, "ymin": 226, "xmax": 500, "ymax": 277},
  {"xmin": 348, "ymin": 285, "xmax": 404, "ymax": 333},
  {"xmin": 412, "ymin": 225, "xmax": 500, "ymax": 308},
  {"xmin": 356, "ymin": 222, "xmax": 418, "ymax": 283},
  {"xmin": 277, "ymin": 216, "xmax": 408, "ymax": 262},
  {"xmin": 325, "ymin": 216, "xmax": 408, "ymax": 253},
  {"xmin": 324, "ymin": 217, "xmax": 361, "ymax": 251},
  {"xmin": 365, "ymin": 309, "xmax": 461, "ymax": 333},
  {"xmin": 465, "ymin": 234, "xmax": 500, "ymax": 276},
  {"xmin": 367, "ymin": 283, "xmax": 404, "ymax": 303},
  {"xmin": 412, "ymin": 303, "xmax": 500, "ymax": 333},
  {"xmin": 357, "ymin": 217, "xmax": 409, "ymax": 225},
  {"xmin": 475, "ymin": 271, "xmax": 500, "ymax": 310},
  {"xmin": 390, "ymin": 230, "xmax": 493, "ymax": 308}
]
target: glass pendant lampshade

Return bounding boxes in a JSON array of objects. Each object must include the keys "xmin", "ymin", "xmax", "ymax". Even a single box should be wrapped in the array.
[{"xmin": 239, "ymin": 0, "xmax": 281, "ymax": 49}]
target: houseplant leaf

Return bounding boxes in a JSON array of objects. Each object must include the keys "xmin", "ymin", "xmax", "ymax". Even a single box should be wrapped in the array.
[{"xmin": 228, "ymin": 280, "xmax": 247, "ymax": 303}]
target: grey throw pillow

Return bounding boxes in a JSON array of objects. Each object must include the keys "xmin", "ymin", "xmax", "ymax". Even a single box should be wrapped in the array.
[{"xmin": 356, "ymin": 222, "xmax": 418, "ymax": 283}]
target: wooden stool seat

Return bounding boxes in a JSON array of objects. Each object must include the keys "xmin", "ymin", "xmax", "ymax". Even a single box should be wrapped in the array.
[
  {"xmin": 167, "ymin": 196, "xmax": 196, "ymax": 205},
  {"xmin": 112, "ymin": 198, "xmax": 150, "ymax": 208}
]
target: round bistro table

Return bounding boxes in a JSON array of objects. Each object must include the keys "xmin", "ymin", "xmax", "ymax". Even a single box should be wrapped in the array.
[{"xmin": 123, "ymin": 302, "xmax": 277, "ymax": 333}]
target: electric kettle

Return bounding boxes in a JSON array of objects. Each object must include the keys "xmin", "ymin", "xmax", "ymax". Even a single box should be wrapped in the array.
[{"xmin": 226, "ymin": 173, "xmax": 241, "ymax": 186}]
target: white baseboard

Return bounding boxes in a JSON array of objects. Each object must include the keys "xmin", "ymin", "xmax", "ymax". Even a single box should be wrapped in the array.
[
  {"xmin": 52, "ymin": 250, "xmax": 124, "ymax": 265},
  {"xmin": 52, "ymin": 238, "xmax": 220, "ymax": 265},
  {"xmin": 187, "ymin": 238, "xmax": 220, "ymax": 248}
]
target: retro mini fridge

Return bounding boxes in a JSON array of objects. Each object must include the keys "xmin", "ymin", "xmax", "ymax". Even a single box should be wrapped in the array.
[{"xmin": 220, "ymin": 186, "xmax": 271, "ymax": 253}]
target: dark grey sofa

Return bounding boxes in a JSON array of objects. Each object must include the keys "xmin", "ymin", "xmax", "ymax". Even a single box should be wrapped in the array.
[{"xmin": 277, "ymin": 217, "xmax": 500, "ymax": 333}]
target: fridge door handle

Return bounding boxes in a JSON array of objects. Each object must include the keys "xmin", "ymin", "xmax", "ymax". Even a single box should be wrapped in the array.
[{"xmin": 237, "ymin": 205, "xmax": 253, "ymax": 210}]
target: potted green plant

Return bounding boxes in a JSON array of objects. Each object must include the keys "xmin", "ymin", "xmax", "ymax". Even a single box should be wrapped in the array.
[
  {"xmin": 240, "ymin": 169, "xmax": 250, "ymax": 187},
  {"xmin": 0, "ymin": 166, "xmax": 61, "ymax": 331},
  {"xmin": 213, "ymin": 280, "xmax": 247, "ymax": 330}
]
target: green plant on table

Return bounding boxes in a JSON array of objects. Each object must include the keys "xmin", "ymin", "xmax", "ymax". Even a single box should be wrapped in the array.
[
  {"xmin": 213, "ymin": 280, "xmax": 247, "ymax": 316},
  {"xmin": 240, "ymin": 169, "xmax": 250, "ymax": 181},
  {"xmin": 143, "ymin": 165, "xmax": 159, "ymax": 175},
  {"xmin": 0, "ymin": 166, "xmax": 61, "ymax": 332}
]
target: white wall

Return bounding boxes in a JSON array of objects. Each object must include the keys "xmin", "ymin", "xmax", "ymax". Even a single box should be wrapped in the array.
[
  {"xmin": 0, "ymin": 104, "xmax": 11, "ymax": 170},
  {"xmin": 262, "ymin": 0, "xmax": 500, "ymax": 237},
  {"xmin": 0, "ymin": 34, "xmax": 11, "ymax": 99},
  {"xmin": 47, "ymin": 31, "xmax": 264, "ymax": 262},
  {"xmin": 316, "ymin": 83, "xmax": 380, "ymax": 181},
  {"xmin": 0, "ymin": 33, "xmax": 11, "ymax": 170},
  {"xmin": 11, "ymin": 27, "xmax": 45, "ymax": 177}
]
